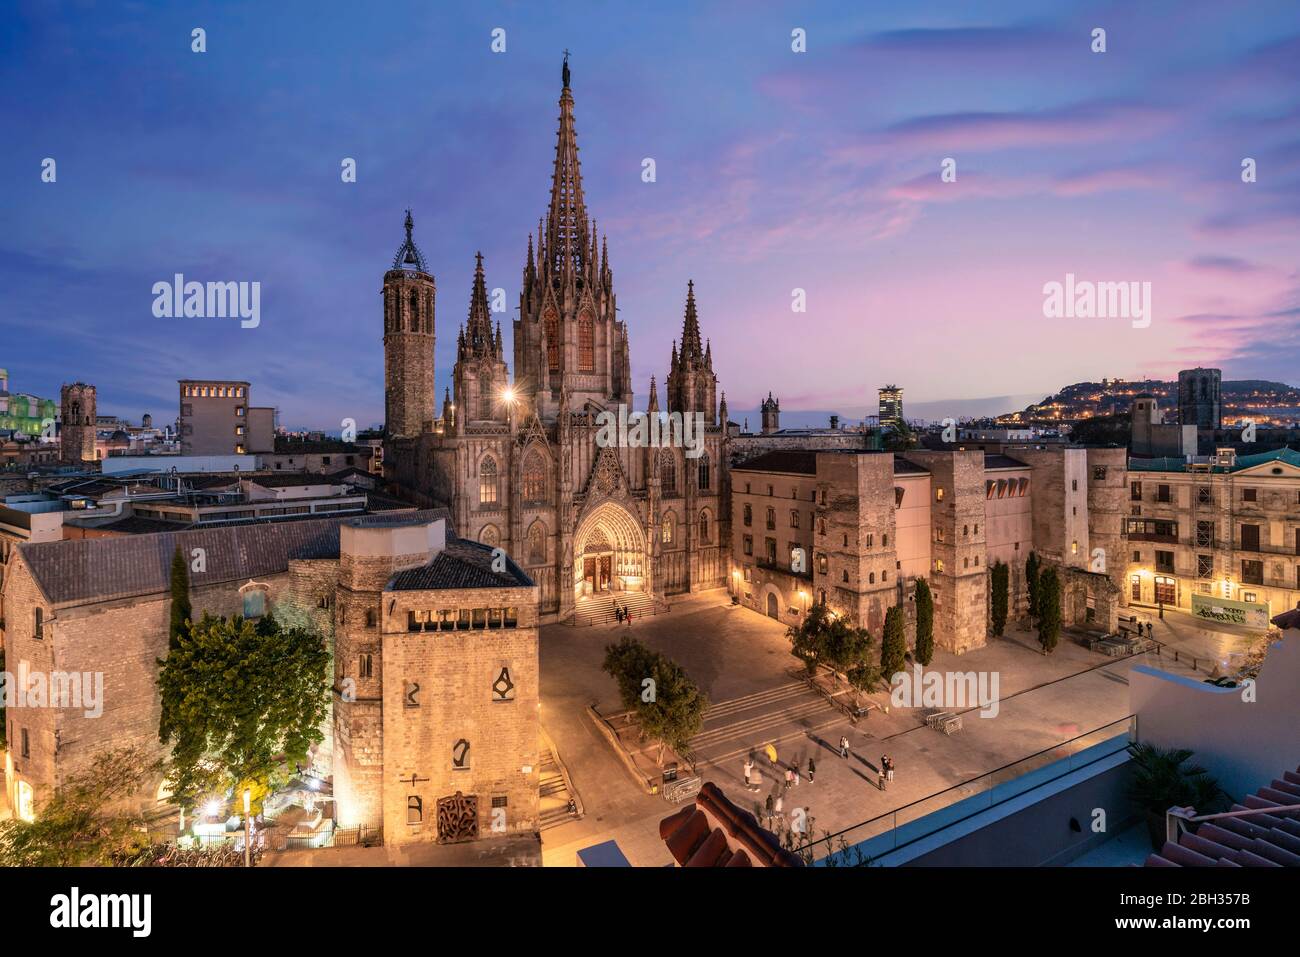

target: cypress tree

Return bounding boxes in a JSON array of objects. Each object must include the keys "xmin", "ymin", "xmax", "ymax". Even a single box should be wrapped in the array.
[
  {"xmin": 1037, "ymin": 567, "xmax": 1062, "ymax": 654},
  {"xmin": 168, "ymin": 546, "xmax": 192, "ymax": 651},
  {"xmin": 1025, "ymin": 551, "xmax": 1040, "ymax": 619},
  {"xmin": 880, "ymin": 605, "xmax": 907, "ymax": 679},
  {"xmin": 990, "ymin": 561, "xmax": 1009, "ymax": 637},
  {"xmin": 914, "ymin": 578, "xmax": 934, "ymax": 666}
]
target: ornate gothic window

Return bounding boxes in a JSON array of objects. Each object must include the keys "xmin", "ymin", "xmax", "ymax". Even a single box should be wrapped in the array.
[
  {"xmin": 479, "ymin": 457, "xmax": 499, "ymax": 506},
  {"xmin": 527, "ymin": 521, "xmax": 545, "ymax": 564},
  {"xmin": 659, "ymin": 448, "xmax": 677, "ymax": 493},
  {"xmin": 697, "ymin": 456, "xmax": 710, "ymax": 491},
  {"xmin": 544, "ymin": 310, "xmax": 559, "ymax": 372},
  {"xmin": 698, "ymin": 510, "xmax": 710, "ymax": 544},
  {"xmin": 662, "ymin": 512, "xmax": 675, "ymax": 545},
  {"xmin": 480, "ymin": 524, "xmax": 500, "ymax": 547},
  {"xmin": 522, "ymin": 451, "xmax": 546, "ymax": 503},
  {"xmin": 578, "ymin": 313, "xmax": 594, "ymax": 372}
]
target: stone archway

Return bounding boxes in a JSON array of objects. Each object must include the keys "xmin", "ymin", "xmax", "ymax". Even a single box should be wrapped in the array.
[{"xmin": 572, "ymin": 500, "xmax": 648, "ymax": 601}]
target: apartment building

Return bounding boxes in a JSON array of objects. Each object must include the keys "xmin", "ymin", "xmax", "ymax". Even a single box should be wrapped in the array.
[
  {"xmin": 178, "ymin": 379, "xmax": 275, "ymax": 455},
  {"xmin": 1125, "ymin": 447, "xmax": 1300, "ymax": 628}
]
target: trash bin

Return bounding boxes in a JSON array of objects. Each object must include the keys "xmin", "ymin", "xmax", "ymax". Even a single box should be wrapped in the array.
[{"xmin": 662, "ymin": 763, "xmax": 679, "ymax": 784}]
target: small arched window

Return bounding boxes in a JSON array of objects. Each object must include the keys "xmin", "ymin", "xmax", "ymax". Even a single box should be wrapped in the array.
[
  {"xmin": 698, "ymin": 510, "xmax": 710, "ymax": 543},
  {"xmin": 698, "ymin": 457, "xmax": 710, "ymax": 491},
  {"xmin": 479, "ymin": 457, "xmax": 499, "ymax": 505},
  {"xmin": 409, "ymin": 290, "xmax": 419, "ymax": 331},
  {"xmin": 544, "ymin": 310, "xmax": 559, "ymax": 372}
]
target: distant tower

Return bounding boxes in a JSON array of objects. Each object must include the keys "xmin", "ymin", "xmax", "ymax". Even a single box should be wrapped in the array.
[
  {"xmin": 1178, "ymin": 368, "xmax": 1221, "ymax": 430},
  {"xmin": 879, "ymin": 385, "xmax": 904, "ymax": 428},
  {"xmin": 142, "ymin": 413, "xmax": 153, "ymax": 429},
  {"xmin": 60, "ymin": 382, "xmax": 97, "ymax": 464},
  {"xmin": 1130, "ymin": 393, "xmax": 1161, "ymax": 453},
  {"xmin": 760, "ymin": 393, "xmax": 780, "ymax": 434},
  {"xmin": 383, "ymin": 210, "xmax": 436, "ymax": 438}
]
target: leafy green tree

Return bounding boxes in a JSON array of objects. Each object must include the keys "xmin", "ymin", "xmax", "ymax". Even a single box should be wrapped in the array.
[
  {"xmin": 1037, "ymin": 567, "xmax": 1061, "ymax": 654},
  {"xmin": 913, "ymin": 578, "xmax": 934, "ymax": 665},
  {"xmin": 1025, "ymin": 551, "xmax": 1041, "ymax": 619},
  {"xmin": 638, "ymin": 652, "xmax": 709, "ymax": 765},
  {"xmin": 990, "ymin": 561, "xmax": 1009, "ymax": 637},
  {"xmin": 880, "ymin": 605, "xmax": 907, "ymax": 679},
  {"xmin": 602, "ymin": 635, "xmax": 660, "ymax": 710},
  {"xmin": 157, "ymin": 611, "xmax": 331, "ymax": 811},
  {"xmin": 0, "ymin": 748, "xmax": 159, "ymax": 866},
  {"xmin": 168, "ymin": 546, "xmax": 192, "ymax": 651},
  {"xmin": 786, "ymin": 604, "xmax": 877, "ymax": 686},
  {"xmin": 881, "ymin": 421, "xmax": 918, "ymax": 451},
  {"xmin": 1069, "ymin": 412, "xmax": 1130, "ymax": 447}
]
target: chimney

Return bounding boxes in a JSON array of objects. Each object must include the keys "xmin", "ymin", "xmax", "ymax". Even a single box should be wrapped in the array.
[{"xmin": 829, "ymin": 415, "xmax": 839, "ymax": 431}]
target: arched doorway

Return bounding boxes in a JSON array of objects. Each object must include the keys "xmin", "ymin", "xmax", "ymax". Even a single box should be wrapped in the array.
[
  {"xmin": 573, "ymin": 500, "xmax": 648, "ymax": 600},
  {"xmin": 766, "ymin": 592, "xmax": 779, "ymax": 619}
]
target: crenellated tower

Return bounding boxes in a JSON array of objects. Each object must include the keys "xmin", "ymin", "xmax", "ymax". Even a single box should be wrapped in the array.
[
  {"xmin": 515, "ymin": 55, "xmax": 630, "ymax": 420},
  {"xmin": 59, "ymin": 382, "xmax": 97, "ymax": 464},
  {"xmin": 383, "ymin": 211, "xmax": 436, "ymax": 438}
]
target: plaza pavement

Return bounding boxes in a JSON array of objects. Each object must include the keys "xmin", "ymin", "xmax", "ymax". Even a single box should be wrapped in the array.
[{"xmin": 538, "ymin": 589, "xmax": 1230, "ymax": 866}]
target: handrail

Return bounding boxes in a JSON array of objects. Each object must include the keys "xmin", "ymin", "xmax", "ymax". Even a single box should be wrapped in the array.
[{"xmin": 803, "ymin": 715, "xmax": 1135, "ymax": 859}]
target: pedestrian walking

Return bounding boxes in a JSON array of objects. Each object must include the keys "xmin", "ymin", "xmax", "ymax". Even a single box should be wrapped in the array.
[
  {"xmin": 626, "ymin": 608, "xmax": 633, "ymax": 626},
  {"xmin": 615, "ymin": 605, "xmax": 623, "ymax": 624},
  {"xmin": 807, "ymin": 757, "xmax": 816, "ymax": 784},
  {"xmin": 774, "ymin": 793, "xmax": 784, "ymax": 817},
  {"xmin": 764, "ymin": 793, "xmax": 773, "ymax": 825},
  {"xmin": 793, "ymin": 766, "xmax": 801, "ymax": 787},
  {"xmin": 839, "ymin": 735, "xmax": 850, "ymax": 759},
  {"xmin": 879, "ymin": 755, "xmax": 888, "ymax": 791},
  {"xmin": 743, "ymin": 757, "xmax": 753, "ymax": 787},
  {"xmin": 784, "ymin": 766, "xmax": 794, "ymax": 790},
  {"xmin": 886, "ymin": 755, "xmax": 895, "ymax": 783}
]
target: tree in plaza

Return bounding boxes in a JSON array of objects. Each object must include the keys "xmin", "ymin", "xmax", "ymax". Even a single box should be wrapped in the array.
[
  {"xmin": 913, "ymin": 578, "xmax": 935, "ymax": 666},
  {"xmin": 786, "ymin": 604, "xmax": 878, "ymax": 687},
  {"xmin": 1025, "ymin": 551, "xmax": 1041, "ymax": 619},
  {"xmin": 637, "ymin": 652, "xmax": 709, "ymax": 765},
  {"xmin": 1037, "ymin": 567, "xmax": 1062, "ymax": 654},
  {"xmin": 602, "ymin": 636, "xmax": 708, "ymax": 765},
  {"xmin": 157, "ymin": 610, "xmax": 331, "ymax": 812},
  {"xmin": 990, "ymin": 561, "xmax": 1010, "ymax": 637},
  {"xmin": 880, "ymin": 605, "xmax": 907, "ymax": 680},
  {"xmin": 168, "ymin": 545, "xmax": 193, "ymax": 651},
  {"xmin": 0, "ymin": 747, "xmax": 159, "ymax": 867},
  {"xmin": 602, "ymin": 634, "xmax": 661, "ymax": 710}
]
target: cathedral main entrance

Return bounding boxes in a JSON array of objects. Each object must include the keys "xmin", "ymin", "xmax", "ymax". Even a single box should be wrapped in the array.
[{"xmin": 572, "ymin": 500, "xmax": 648, "ymax": 601}]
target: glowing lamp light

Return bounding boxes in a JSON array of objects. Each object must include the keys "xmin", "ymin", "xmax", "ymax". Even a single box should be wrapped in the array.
[{"xmin": 203, "ymin": 799, "xmax": 222, "ymax": 819}]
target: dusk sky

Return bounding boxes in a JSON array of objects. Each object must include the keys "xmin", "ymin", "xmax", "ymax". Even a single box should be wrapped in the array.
[{"xmin": 3, "ymin": 0, "xmax": 1299, "ymax": 431}]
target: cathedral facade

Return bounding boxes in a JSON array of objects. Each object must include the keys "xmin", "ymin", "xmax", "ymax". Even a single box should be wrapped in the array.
[{"xmin": 385, "ymin": 59, "xmax": 730, "ymax": 622}]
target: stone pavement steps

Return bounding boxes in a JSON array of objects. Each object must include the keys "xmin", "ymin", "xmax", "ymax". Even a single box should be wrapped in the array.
[
  {"xmin": 691, "ymin": 697, "xmax": 837, "ymax": 748},
  {"xmin": 701, "ymin": 681, "xmax": 809, "ymax": 720},
  {"xmin": 537, "ymin": 747, "xmax": 580, "ymax": 831},
  {"xmin": 572, "ymin": 591, "xmax": 657, "ymax": 626}
]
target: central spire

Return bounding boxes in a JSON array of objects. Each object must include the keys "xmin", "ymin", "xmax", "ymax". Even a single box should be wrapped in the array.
[
  {"xmin": 464, "ymin": 251, "xmax": 493, "ymax": 355},
  {"xmin": 546, "ymin": 53, "xmax": 589, "ymax": 283}
]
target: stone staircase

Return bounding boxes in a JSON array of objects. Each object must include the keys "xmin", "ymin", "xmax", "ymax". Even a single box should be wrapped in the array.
[
  {"xmin": 537, "ymin": 747, "xmax": 581, "ymax": 830},
  {"xmin": 572, "ymin": 590, "xmax": 657, "ymax": 626}
]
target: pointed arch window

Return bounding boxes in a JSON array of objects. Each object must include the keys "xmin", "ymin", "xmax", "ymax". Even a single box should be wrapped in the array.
[
  {"xmin": 527, "ymin": 521, "xmax": 546, "ymax": 564},
  {"xmin": 578, "ymin": 313, "xmax": 594, "ymax": 372},
  {"xmin": 659, "ymin": 448, "xmax": 677, "ymax": 494},
  {"xmin": 522, "ymin": 451, "xmax": 546, "ymax": 504},
  {"xmin": 697, "ymin": 456, "xmax": 710, "ymax": 491},
  {"xmin": 544, "ymin": 310, "xmax": 560, "ymax": 373},
  {"xmin": 425, "ymin": 292, "xmax": 434, "ymax": 334},
  {"xmin": 698, "ymin": 510, "xmax": 711, "ymax": 544},
  {"xmin": 479, "ymin": 457, "xmax": 499, "ymax": 506},
  {"xmin": 478, "ymin": 376, "xmax": 493, "ymax": 420},
  {"xmin": 480, "ymin": 524, "xmax": 500, "ymax": 548},
  {"xmin": 409, "ymin": 290, "xmax": 419, "ymax": 332}
]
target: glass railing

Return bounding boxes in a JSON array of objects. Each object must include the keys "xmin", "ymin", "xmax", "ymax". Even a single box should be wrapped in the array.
[{"xmin": 804, "ymin": 715, "xmax": 1136, "ymax": 864}]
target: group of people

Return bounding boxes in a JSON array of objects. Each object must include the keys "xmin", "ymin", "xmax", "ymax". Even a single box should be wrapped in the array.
[
  {"xmin": 836, "ymin": 735, "xmax": 897, "ymax": 790},
  {"xmin": 743, "ymin": 754, "xmax": 816, "ymax": 791},
  {"xmin": 613, "ymin": 604, "xmax": 634, "ymax": 625}
]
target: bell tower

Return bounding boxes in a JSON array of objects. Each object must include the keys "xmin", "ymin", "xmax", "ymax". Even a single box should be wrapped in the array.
[
  {"xmin": 60, "ymin": 382, "xmax": 97, "ymax": 464},
  {"xmin": 383, "ymin": 210, "xmax": 437, "ymax": 438}
]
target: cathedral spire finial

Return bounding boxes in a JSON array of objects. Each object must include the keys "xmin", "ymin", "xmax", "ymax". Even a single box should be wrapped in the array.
[
  {"xmin": 562, "ymin": 50, "xmax": 571, "ymax": 89},
  {"xmin": 392, "ymin": 208, "xmax": 429, "ymax": 272},
  {"xmin": 544, "ymin": 55, "xmax": 589, "ymax": 283}
]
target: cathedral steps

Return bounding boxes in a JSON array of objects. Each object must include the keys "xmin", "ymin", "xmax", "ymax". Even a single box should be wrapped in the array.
[{"xmin": 571, "ymin": 590, "xmax": 657, "ymax": 627}]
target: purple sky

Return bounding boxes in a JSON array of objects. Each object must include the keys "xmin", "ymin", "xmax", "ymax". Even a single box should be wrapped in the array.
[{"xmin": 3, "ymin": 1, "xmax": 1299, "ymax": 430}]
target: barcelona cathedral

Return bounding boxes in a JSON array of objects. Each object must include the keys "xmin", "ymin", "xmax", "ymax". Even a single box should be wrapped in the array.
[{"xmin": 385, "ymin": 58, "xmax": 729, "ymax": 622}]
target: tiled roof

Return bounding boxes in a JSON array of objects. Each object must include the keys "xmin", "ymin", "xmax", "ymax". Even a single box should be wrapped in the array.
[
  {"xmin": 1144, "ymin": 764, "xmax": 1300, "ymax": 867},
  {"xmin": 1130, "ymin": 447, "xmax": 1300, "ymax": 474},
  {"xmin": 387, "ymin": 538, "xmax": 532, "ymax": 591},
  {"xmin": 658, "ymin": 782, "xmax": 803, "ymax": 867},
  {"xmin": 18, "ymin": 508, "xmax": 449, "ymax": 606}
]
